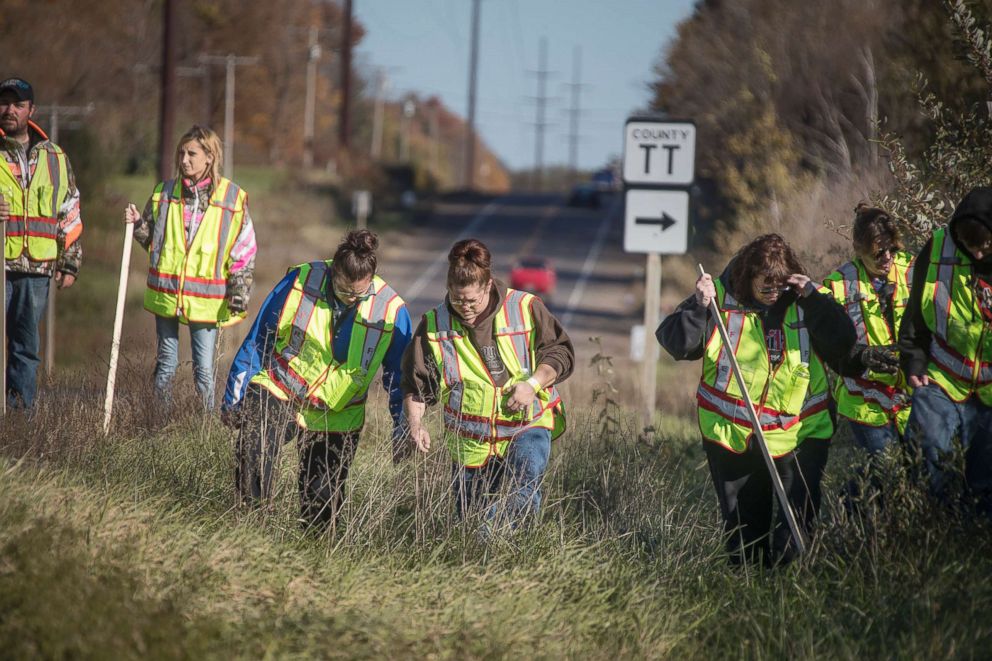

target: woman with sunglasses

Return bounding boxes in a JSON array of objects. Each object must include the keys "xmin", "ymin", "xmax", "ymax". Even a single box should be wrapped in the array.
[
  {"xmin": 221, "ymin": 229, "xmax": 411, "ymax": 533},
  {"xmin": 823, "ymin": 205, "xmax": 912, "ymax": 456},
  {"xmin": 402, "ymin": 238, "xmax": 573, "ymax": 530},
  {"xmin": 657, "ymin": 233, "xmax": 856, "ymax": 566}
]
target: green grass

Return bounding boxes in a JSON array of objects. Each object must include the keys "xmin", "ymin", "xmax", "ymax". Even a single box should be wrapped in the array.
[{"xmin": 2, "ymin": 375, "xmax": 991, "ymax": 658}]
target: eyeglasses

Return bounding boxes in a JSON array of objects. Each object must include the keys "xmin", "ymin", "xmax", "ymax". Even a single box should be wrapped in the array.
[
  {"xmin": 332, "ymin": 278, "xmax": 373, "ymax": 300},
  {"xmin": 872, "ymin": 246, "xmax": 895, "ymax": 261},
  {"xmin": 757, "ymin": 282, "xmax": 791, "ymax": 295},
  {"xmin": 449, "ymin": 291, "xmax": 487, "ymax": 308}
]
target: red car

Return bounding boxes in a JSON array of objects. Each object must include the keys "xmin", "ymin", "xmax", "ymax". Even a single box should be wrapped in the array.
[{"xmin": 510, "ymin": 256, "xmax": 557, "ymax": 298}]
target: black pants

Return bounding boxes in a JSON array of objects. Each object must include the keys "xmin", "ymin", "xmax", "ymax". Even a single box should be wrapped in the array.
[
  {"xmin": 704, "ymin": 436, "xmax": 830, "ymax": 566},
  {"xmin": 235, "ymin": 384, "xmax": 358, "ymax": 533}
]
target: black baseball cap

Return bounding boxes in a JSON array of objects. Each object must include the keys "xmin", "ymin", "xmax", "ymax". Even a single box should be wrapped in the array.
[{"xmin": 0, "ymin": 78, "xmax": 33, "ymax": 102}]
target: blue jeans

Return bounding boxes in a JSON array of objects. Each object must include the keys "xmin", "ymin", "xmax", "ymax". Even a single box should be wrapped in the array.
[
  {"xmin": 906, "ymin": 383, "xmax": 992, "ymax": 514},
  {"xmin": 453, "ymin": 427, "xmax": 552, "ymax": 526},
  {"xmin": 4, "ymin": 273, "xmax": 50, "ymax": 408},
  {"xmin": 154, "ymin": 315, "xmax": 218, "ymax": 409},
  {"xmin": 849, "ymin": 420, "xmax": 900, "ymax": 455}
]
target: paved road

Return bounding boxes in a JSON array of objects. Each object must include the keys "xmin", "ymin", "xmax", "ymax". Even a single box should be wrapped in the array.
[{"xmin": 377, "ymin": 192, "xmax": 641, "ymax": 368}]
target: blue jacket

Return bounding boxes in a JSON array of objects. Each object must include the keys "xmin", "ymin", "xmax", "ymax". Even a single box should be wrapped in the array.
[{"xmin": 222, "ymin": 269, "xmax": 412, "ymax": 430}]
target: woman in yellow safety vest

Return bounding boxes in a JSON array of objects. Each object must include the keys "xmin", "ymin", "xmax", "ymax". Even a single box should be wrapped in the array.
[
  {"xmin": 823, "ymin": 205, "xmax": 911, "ymax": 455},
  {"xmin": 657, "ymin": 234, "xmax": 857, "ymax": 566},
  {"xmin": 402, "ymin": 238, "xmax": 573, "ymax": 529},
  {"xmin": 124, "ymin": 125, "xmax": 256, "ymax": 409}
]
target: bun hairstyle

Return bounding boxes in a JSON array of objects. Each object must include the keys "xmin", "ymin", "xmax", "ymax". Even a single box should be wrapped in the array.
[
  {"xmin": 332, "ymin": 229, "xmax": 379, "ymax": 281},
  {"xmin": 447, "ymin": 238, "xmax": 492, "ymax": 288},
  {"xmin": 729, "ymin": 233, "xmax": 806, "ymax": 302},
  {"xmin": 852, "ymin": 203, "xmax": 903, "ymax": 254}
]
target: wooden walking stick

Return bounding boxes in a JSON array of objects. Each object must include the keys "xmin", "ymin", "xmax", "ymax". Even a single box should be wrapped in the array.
[
  {"xmin": 697, "ymin": 264, "xmax": 807, "ymax": 555},
  {"xmin": 103, "ymin": 216, "xmax": 135, "ymax": 434}
]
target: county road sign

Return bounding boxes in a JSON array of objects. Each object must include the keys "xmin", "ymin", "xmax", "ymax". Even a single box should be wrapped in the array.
[
  {"xmin": 623, "ymin": 188, "xmax": 689, "ymax": 254},
  {"xmin": 623, "ymin": 119, "xmax": 696, "ymax": 186}
]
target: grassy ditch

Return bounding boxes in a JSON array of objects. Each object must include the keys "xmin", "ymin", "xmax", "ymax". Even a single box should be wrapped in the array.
[{"xmin": 1, "ymin": 373, "xmax": 991, "ymax": 658}]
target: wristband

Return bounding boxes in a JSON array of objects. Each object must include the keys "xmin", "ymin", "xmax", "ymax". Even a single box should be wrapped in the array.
[{"xmin": 525, "ymin": 376, "xmax": 543, "ymax": 393}]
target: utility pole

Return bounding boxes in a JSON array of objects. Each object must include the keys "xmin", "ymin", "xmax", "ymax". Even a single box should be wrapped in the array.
[
  {"xmin": 34, "ymin": 104, "xmax": 93, "ymax": 378},
  {"xmin": 400, "ymin": 99, "xmax": 416, "ymax": 162},
  {"xmin": 565, "ymin": 46, "xmax": 586, "ymax": 184},
  {"xmin": 200, "ymin": 54, "xmax": 258, "ymax": 177},
  {"xmin": 464, "ymin": 0, "xmax": 481, "ymax": 189},
  {"xmin": 429, "ymin": 101, "xmax": 440, "ymax": 177},
  {"xmin": 303, "ymin": 25, "xmax": 321, "ymax": 168},
  {"xmin": 158, "ymin": 0, "xmax": 178, "ymax": 181},
  {"xmin": 529, "ymin": 37, "xmax": 553, "ymax": 192},
  {"xmin": 370, "ymin": 70, "xmax": 388, "ymax": 159},
  {"xmin": 339, "ymin": 0, "xmax": 354, "ymax": 153}
]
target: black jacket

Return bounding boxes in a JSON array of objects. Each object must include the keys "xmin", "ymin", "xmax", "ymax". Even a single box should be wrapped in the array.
[
  {"xmin": 657, "ymin": 266, "xmax": 858, "ymax": 375},
  {"xmin": 898, "ymin": 187, "xmax": 992, "ymax": 378}
]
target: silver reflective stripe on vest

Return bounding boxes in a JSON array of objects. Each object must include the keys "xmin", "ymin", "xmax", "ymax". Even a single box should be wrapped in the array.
[
  {"xmin": 357, "ymin": 282, "xmax": 398, "ymax": 371},
  {"xmin": 929, "ymin": 337, "xmax": 992, "ymax": 383},
  {"xmin": 212, "ymin": 181, "xmax": 241, "ymax": 281},
  {"xmin": 796, "ymin": 307, "xmax": 810, "ymax": 364},
  {"xmin": 839, "ymin": 261, "xmax": 868, "ymax": 344},
  {"xmin": 26, "ymin": 217, "xmax": 56, "ymax": 238},
  {"xmin": 841, "ymin": 377, "xmax": 901, "ymax": 411},
  {"xmin": 150, "ymin": 181, "xmax": 175, "ymax": 268},
  {"xmin": 181, "ymin": 278, "xmax": 226, "ymax": 298},
  {"xmin": 500, "ymin": 290, "xmax": 532, "ymax": 371},
  {"xmin": 147, "ymin": 271, "xmax": 180, "ymax": 294},
  {"xmin": 932, "ymin": 232, "xmax": 959, "ymax": 340},
  {"xmin": 714, "ymin": 311, "xmax": 745, "ymax": 392},
  {"xmin": 433, "ymin": 303, "xmax": 463, "ymax": 392},
  {"xmin": 283, "ymin": 262, "xmax": 328, "ymax": 360},
  {"xmin": 46, "ymin": 150, "xmax": 61, "ymax": 215},
  {"xmin": 699, "ymin": 383, "xmax": 827, "ymax": 430}
]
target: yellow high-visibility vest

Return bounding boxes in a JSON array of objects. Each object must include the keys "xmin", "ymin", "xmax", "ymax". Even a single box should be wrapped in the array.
[
  {"xmin": 824, "ymin": 252, "xmax": 913, "ymax": 431},
  {"xmin": 920, "ymin": 227, "xmax": 992, "ymax": 405},
  {"xmin": 0, "ymin": 143, "xmax": 69, "ymax": 262},
  {"xmin": 424, "ymin": 288, "xmax": 566, "ymax": 468},
  {"xmin": 696, "ymin": 279, "xmax": 832, "ymax": 456},
  {"xmin": 143, "ymin": 177, "xmax": 247, "ymax": 326},
  {"xmin": 251, "ymin": 260, "xmax": 405, "ymax": 432}
]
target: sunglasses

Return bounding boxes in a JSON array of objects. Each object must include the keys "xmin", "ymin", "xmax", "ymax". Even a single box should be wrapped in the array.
[
  {"xmin": 332, "ymin": 279, "xmax": 373, "ymax": 300},
  {"xmin": 757, "ymin": 284, "xmax": 791, "ymax": 295},
  {"xmin": 872, "ymin": 246, "xmax": 895, "ymax": 261}
]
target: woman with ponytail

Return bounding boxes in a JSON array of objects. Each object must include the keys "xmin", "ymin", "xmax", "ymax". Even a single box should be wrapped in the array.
[
  {"xmin": 222, "ymin": 229, "xmax": 411, "ymax": 533},
  {"xmin": 402, "ymin": 238, "xmax": 574, "ymax": 529}
]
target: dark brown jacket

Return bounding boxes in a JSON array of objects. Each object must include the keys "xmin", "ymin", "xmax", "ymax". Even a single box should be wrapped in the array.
[{"xmin": 402, "ymin": 279, "xmax": 574, "ymax": 405}]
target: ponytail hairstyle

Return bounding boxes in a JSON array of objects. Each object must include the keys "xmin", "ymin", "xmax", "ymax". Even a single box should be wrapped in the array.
[
  {"xmin": 447, "ymin": 238, "xmax": 492, "ymax": 288},
  {"xmin": 729, "ymin": 233, "xmax": 806, "ymax": 302},
  {"xmin": 852, "ymin": 202, "xmax": 903, "ymax": 255},
  {"xmin": 175, "ymin": 125, "xmax": 223, "ymax": 185},
  {"xmin": 332, "ymin": 229, "xmax": 379, "ymax": 281}
]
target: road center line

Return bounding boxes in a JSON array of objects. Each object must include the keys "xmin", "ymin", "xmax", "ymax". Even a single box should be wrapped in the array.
[{"xmin": 405, "ymin": 199, "xmax": 500, "ymax": 303}]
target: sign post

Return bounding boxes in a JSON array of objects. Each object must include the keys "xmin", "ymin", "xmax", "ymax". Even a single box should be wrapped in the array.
[
  {"xmin": 352, "ymin": 190, "xmax": 372, "ymax": 230},
  {"xmin": 622, "ymin": 117, "xmax": 696, "ymax": 430}
]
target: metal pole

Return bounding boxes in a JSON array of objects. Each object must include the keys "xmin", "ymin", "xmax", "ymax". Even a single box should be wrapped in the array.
[
  {"xmin": 534, "ymin": 36, "xmax": 548, "ymax": 192},
  {"xmin": 1, "ymin": 191, "xmax": 6, "ymax": 415},
  {"xmin": 45, "ymin": 109, "xmax": 60, "ymax": 378},
  {"xmin": 103, "ymin": 222, "xmax": 135, "ymax": 434},
  {"xmin": 696, "ymin": 264, "xmax": 808, "ymax": 555},
  {"xmin": 642, "ymin": 253, "xmax": 660, "ymax": 428},
  {"xmin": 464, "ymin": 0, "xmax": 481, "ymax": 189},
  {"xmin": 568, "ymin": 45, "xmax": 582, "ymax": 182},
  {"xmin": 303, "ymin": 25, "xmax": 319, "ymax": 168},
  {"xmin": 224, "ymin": 53, "xmax": 235, "ymax": 177}
]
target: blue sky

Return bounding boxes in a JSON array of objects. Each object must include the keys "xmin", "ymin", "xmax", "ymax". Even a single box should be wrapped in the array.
[{"xmin": 354, "ymin": 0, "xmax": 697, "ymax": 172}]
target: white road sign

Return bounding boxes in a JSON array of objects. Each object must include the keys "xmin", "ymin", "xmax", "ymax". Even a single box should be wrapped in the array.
[
  {"xmin": 623, "ymin": 188, "xmax": 689, "ymax": 254},
  {"xmin": 623, "ymin": 120, "xmax": 696, "ymax": 186}
]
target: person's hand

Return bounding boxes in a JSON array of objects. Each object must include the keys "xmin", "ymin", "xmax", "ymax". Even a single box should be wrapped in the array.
[
  {"xmin": 410, "ymin": 423, "xmax": 431, "ymax": 453},
  {"xmin": 786, "ymin": 274, "xmax": 816, "ymax": 297},
  {"xmin": 220, "ymin": 407, "xmax": 241, "ymax": 429},
  {"xmin": 908, "ymin": 374, "xmax": 930, "ymax": 388},
  {"xmin": 695, "ymin": 273, "xmax": 716, "ymax": 307},
  {"xmin": 123, "ymin": 203, "xmax": 140, "ymax": 224},
  {"xmin": 505, "ymin": 381, "xmax": 538, "ymax": 414},
  {"xmin": 54, "ymin": 271, "xmax": 76, "ymax": 289},
  {"xmin": 0, "ymin": 194, "xmax": 10, "ymax": 223},
  {"xmin": 860, "ymin": 345, "xmax": 899, "ymax": 374}
]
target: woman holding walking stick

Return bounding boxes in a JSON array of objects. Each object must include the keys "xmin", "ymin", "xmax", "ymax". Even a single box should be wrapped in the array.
[
  {"xmin": 657, "ymin": 234, "xmax": 857, "ymax": 566},
  {"xmin": 124, "ymin": 125, "xmax": 256, "ymax": 409}
]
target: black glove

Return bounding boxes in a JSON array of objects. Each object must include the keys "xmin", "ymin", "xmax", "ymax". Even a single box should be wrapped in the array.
[{"xmin": 859, "ymin": 345, "xmax": 899, "ymax": 375}]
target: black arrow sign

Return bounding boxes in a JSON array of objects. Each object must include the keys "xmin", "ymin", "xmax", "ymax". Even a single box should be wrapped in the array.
[{"xmin": 635, "ymin": 212, "xmax": 677, "ymax": 230}]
